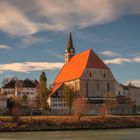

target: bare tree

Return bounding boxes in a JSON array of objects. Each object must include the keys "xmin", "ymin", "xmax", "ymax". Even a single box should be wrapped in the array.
[{"xmin": 100, "ymin": 92, "xmax": 118, "ymax": 116}]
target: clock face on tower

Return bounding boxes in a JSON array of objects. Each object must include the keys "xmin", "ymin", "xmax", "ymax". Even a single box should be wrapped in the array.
[{"xmin": 70, "ymin": 48, "xmax": 74, "ymax": 53}]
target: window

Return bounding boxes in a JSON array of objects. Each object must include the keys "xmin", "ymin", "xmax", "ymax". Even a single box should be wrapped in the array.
[
  {"xmin": 118, "ymin": 91, "xmax": 120, "ymax": 96},
  {"xmin": 58, "ymin": 90, "xmax": 61, "ymax": 94},
  {"xmin": 53, "ymin": 103, "xmax": 57, "ymax": 107},
  {"xmin": 89, "ymin": 72, "xmax": 92, "ymax": 78},
  {"xmin": 86, "ymin": 82, "xmax": 89, "ymax": 97},
  {"xmin": 107, "ymin": 83, "xmax": 110, "ymax": 92},
  {"xmin": 97, "ymin": 82, "xmax": 99, "ymax": 91},
  {"xmin": 103, "ymin": 73, "xmax": 106, "ymax": 78}
]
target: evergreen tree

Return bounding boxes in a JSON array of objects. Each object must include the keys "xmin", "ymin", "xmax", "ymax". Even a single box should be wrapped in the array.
[{"xmin": 39, "ymin": 71, "xmax": 48, "ymax": 114}]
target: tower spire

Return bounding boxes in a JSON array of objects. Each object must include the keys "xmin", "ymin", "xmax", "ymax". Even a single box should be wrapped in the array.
[
  {"xmin": 65, "ymin": 32, "xmax": 75, "ymax": 63},
  {"xmin": 67, "ymin": 32, "xmax": 74, "ymax": 49}
]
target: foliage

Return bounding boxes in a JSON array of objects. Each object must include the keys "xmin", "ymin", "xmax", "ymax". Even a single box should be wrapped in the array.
[
  {"xmin": 73, "ymin": 94, "xmax": 87, "ymax": 120},
  {"xmin": 39, "ymin": 71, "xmax": 48, "ymax": 111},
  {"xmin": 21, "ymin": 95, "xmax": 28, "ymax": 105},
  {"xmin": 63, "ymin": 85, "xmax": 76, "ymax": 114}
]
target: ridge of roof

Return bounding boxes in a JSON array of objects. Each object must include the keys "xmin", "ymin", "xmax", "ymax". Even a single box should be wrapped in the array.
[
  {"xmin": 52, "ymin": 49, "xmax": 109, "ymax": 85},
  {"xmin": 86, "ymin": 49, "xmax": 109, "ymax": 69}
]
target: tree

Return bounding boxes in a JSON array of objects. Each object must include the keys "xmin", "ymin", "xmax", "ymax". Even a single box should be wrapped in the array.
[
  {"xmin": 73, "ymin": 94, "xmax": 87, "ymax": 121},
  {"xmin": 39, "ymin": 71, "xmax": 48, "ymax": 114},
  {"xmin": 7, "ymin": 97, "xmax": 14, "ymax": 115},
  {"xmin": 63, "ymin": 85, "xmax": 76, "ymax": 115},
  {"xmin": 21, "ymin": 95, "xmax": 28, "ymax": 106}
]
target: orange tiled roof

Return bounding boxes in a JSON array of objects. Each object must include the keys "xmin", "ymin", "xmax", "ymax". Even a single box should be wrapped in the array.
[
  {"xmin": 49, "ymin": 83, "xmax": 63, "ymax": 97},
  {"xmin": 53, "ymin": 49, "xmax": 108, "ymax": 84}
]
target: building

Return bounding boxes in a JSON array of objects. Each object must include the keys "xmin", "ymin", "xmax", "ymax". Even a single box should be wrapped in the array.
[
  {"xmin": 48, "ymin": 33, "xmax": 136, "ymax": 115},
  {"xmin": 123, "ymin": 85, "xmax": 140, "ymax": 114},
  {"xmin": 1, "ymin": 79, "xmax": 16, "ymax": 98},
  {"xmin": 15, "ymin": 79, "xmax": 39, "ymax": 108},
  {"xmin": 1, "ymin": 79, "xmax": 39, "ymax": 109},
  {"xmin": 0, "ymin": 94, "xmax": 7, "ymax": 109}
]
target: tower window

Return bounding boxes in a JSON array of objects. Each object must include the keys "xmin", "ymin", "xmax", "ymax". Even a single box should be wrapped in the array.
[{"xmin": 107, "ymin": 83, "xmax": 110, "ymax": 92}]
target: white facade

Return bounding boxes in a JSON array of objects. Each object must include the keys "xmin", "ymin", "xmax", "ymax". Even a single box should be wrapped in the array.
[
  {"xmin": 0, "ymin": 94, "xmax": 7, "ymax": 109},
  {"xmin": 124, "ymin": 87, "xmax": 140, "ymax": 106},
  {"xmin": 1, "ymin": 88, "xmax": 15, "ymax": 98},
  {"xmin": 16, "ymin": 87, "xmax": 39, "ymax": 107},
  {"xmin": 48, "ymin": 87, "xmax": 69, "ymax": 114}
]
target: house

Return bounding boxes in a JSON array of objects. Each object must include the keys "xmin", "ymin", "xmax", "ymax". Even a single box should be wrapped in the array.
[
  {"xmin": 123, "ymin": 85, "xmax": 140, "ymax": 114},
  {"xmin": 48, "ymin": 33, "xmax": 134, "ymax": 115},
  {"xmin": 15, "ymin": 79, "xmax": 39, "ymax": 108},
  {"xmin": 0, "ymin": 93, "xmax": 8, "ymax": 115},
  {"xmin": 1, "ymin": 79, "xmax": 16, "ymax": 98},
  {"xmin": 1, "ymin": 79, "xmax": 39, "ymax": 109}
]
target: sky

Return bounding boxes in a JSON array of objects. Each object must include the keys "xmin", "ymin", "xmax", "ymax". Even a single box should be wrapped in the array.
[{"xmin": 0, "ymin": 0, "xmax": 140, "ymax": 87}]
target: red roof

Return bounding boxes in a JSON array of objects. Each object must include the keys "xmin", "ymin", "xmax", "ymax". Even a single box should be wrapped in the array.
[
  {"xmin": 49, "ymin": 83, "xmax": 63, "ymax": 97},
  {"xmin": 53, "ymin": 49, "xmax": 108, "ymax": 84}
]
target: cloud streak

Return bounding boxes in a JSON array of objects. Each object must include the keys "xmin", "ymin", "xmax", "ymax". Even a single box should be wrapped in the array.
[
  {"xmin": 104, "ymin": 58, "xmax": 131, "ymax": 64},
  {"xmin": 126, "ymin": 80, "xmax": 140, "ymax": 88},
  {"xmin": 0, "ymin": 45, "xmax": 11, "ymax": 50},
  {"xmin": 0, "ymin": 0, "xmax": 140, "ymax": 36},
  {"xmin": 0, "ymin": 62, "xmax": 64, "ymax": 73},
  {"xmin": 100, "ymin": 51, "xmax": 121, "ymax": 57}
]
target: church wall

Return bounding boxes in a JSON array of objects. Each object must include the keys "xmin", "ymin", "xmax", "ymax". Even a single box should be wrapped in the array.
[
  {"xmin": 80, "ymin": 80, "xmax": 116, "ymax": 97},
  {"xmin": 81, "ymin": 68, "xmax": 115, "ymax": 81},
  {"xmin": 80, "ymin": 68, "xmax": 117, "ymax": 97},
  {"xmin": 115, "ymin": 82, "xmax": 124, "ymax": 96},
  {"xmin": 64, "ymin": 79, "xmax": 80, "ymax": 91}
]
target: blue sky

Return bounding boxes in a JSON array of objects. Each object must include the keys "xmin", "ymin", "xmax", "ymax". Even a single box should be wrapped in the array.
[{"xmin": 0, "ymin": 0, "xmax": 140, "ymax": 87}]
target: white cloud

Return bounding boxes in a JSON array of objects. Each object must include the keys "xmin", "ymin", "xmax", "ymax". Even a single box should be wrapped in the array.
[
  {"xmin": 100, "ymin": 51, "xmax": 120, "ymax": 57},
  {"xmin": 0, "ymin": 0, "xmax": 140, "ymax": 36},
  {"xmin": 0, "ymin": 45, "xmax": 11, "ymax": 50},
  {"xmin": 126, "ymin": 80, "xmax": 140, "ymax": 88},
  {"xmin": 104, "ymin": 58, "xmax": 131, "ymax": 64},
  {"xmin": 0, "ymin": 62, "xmax": 64, "ymax": 73},
  {"xmin": 133, "ymin": 57, "xmax": 140, "ymax": 63},
  {"xmin": 0, "ymin": 1, "xmax": 37, "ymax": 36}
]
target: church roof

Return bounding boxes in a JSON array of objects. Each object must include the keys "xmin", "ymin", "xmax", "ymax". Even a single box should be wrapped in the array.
[
  {"xmin": 49, "ymin": 83, "xmax": 63, "ymax": 97},
  {"xmin": 53, "ymin": 49, "xmax": 109, "ymax": 85}
]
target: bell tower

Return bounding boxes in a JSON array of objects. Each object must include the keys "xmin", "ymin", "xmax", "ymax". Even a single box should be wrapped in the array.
[{"xmin": 65, "ymin": 32, "xmax": 75, "ymax": 63}]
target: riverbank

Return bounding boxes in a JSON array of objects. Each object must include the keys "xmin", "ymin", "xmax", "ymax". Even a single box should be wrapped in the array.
[{"xmin": 0, "ymin": 116, "xmax": 140, "ymax": 132}]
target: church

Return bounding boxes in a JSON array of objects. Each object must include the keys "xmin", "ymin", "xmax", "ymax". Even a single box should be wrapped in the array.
[{"xmin": 47, "ymin": 33, "xmax": 137, "ymax": 115}]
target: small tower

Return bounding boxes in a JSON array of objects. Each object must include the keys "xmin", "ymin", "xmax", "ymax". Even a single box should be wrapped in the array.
[{"xmin": 65, "ymin": 32, "xmax": 75, "ymax": 63}]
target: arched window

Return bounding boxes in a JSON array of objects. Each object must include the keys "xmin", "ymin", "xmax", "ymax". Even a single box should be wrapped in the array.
[
  {"xmin": 89, "ymin": 72, "xmax": 92, "ymax": 78},
  {"xmin": 107, "ymin": 83, "xmax": 110, "ymax": 92}
]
